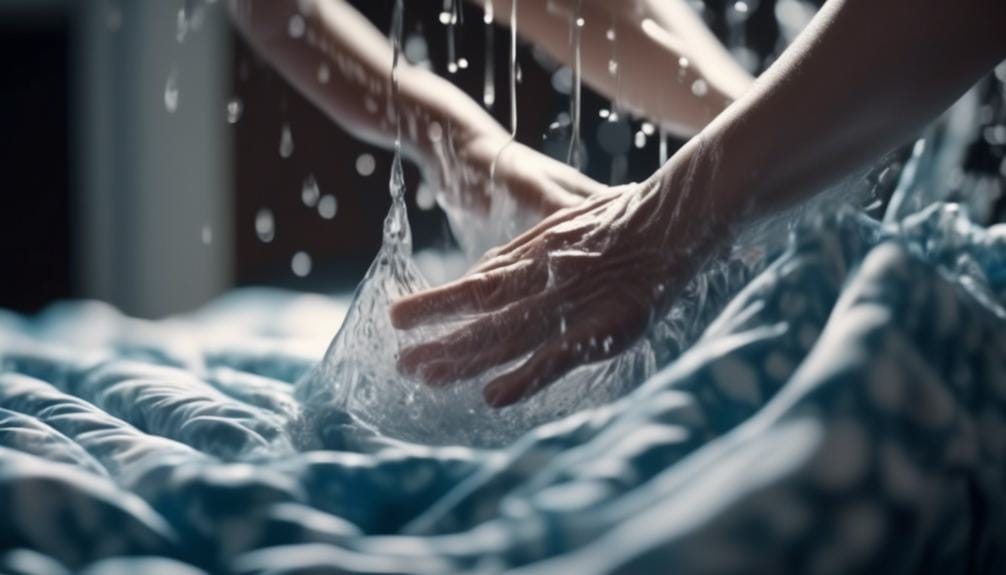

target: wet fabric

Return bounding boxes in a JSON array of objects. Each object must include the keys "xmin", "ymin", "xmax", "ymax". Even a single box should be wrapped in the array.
[{"xmin": 0, "ymin": 203, "xmax": 1004, "ymax": 574}]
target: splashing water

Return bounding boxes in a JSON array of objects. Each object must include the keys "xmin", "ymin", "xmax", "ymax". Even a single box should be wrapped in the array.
[{"xmin": 292, "ymin": 0, "xmax": 754, "ymax": 448}]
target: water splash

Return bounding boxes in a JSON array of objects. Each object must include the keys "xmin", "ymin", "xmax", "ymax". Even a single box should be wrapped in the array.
[{"xmin": 295, "ymin": 0, "xmax": 762, "ymax": 448}]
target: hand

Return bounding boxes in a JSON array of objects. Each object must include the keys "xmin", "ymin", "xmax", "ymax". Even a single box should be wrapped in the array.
[
  {"xmin": 426, "ymin": 130, "xmax": 608, "ymax": 222},
  {"xmin": 390, "ymin": 158, "xmax": 718, "ymax": 407}
]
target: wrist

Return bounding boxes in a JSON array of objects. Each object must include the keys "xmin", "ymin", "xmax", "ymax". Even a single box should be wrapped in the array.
[{"xmin": 645, "ymin": 130, "xmax": 744, "ymax": 261}]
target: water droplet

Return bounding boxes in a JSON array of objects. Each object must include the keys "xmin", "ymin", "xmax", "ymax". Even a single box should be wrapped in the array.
[
  {"xmin": 364, "ymin": 97, "xmax": 379, "ymax": 114},
  {"xmin": 679, "ymin": 56, "xmax": 690, "ymax": 69},
  {"xmin": 691, "ymin": 79, "xmax": 708, "ymax": 97},
  {"xmin": 641, "ymin": 122, "xmax": 656, "ymax": 136},
  {"xmin": 457, "ymin": 57, "xmax": 469, "ymax": 69},
  {"xmin": 301, "ymin": 175, "xmax": 320, "ymax": 207},
  {"xmin": 605, "ymin": 28, "xmax": 616, "ymax": 41},
  {"xmin": 439, "ymin": 11, "xmax": 452, "ymax": 25},
  {"xmin": 634, "ymin": 130, "xmax": 647, "ymax": 149},
  {"xmin": 164, "ymin": 71, "xmax": 179, "ymax": 113},
  {"xmin": 288, "ymin": 14, "xmax": 306, "ymax": 38},
  {"xmin": 608, "ymin": 59, "xmax": 618, "ymax": 76},
  {"xmin": 448, "ymin": 62, "xmax": 459, "ymax": 74},
  {"xmin": 226, "ymin": 98, "xmax": 243, "ymax": 124},
  {"xmin": 255, "ymin": 209, "xmax": 275, "ymax": 243},
  {"xmin": 317, "ymin": 63, "xmax": 330, "ymax": 84},
  {"xmin": 355, "ymin": 153, "xmax": 376, "ymax": 177},
  {"xmin": 318, "ymin": 195, "xmax": 338, "ymax": 219},
  {"xmin": 575, "ymin": 17, "xmax": 585, "ymax": 27},
  {"xmin": 279, "ymin": 123, "xmax": 294, "ymax": 158},
  {"xmin": 984, "ymin": 125, "xmax": 1006, "ymax": 146},
  {"xmin": 598, "ymin": 109, "xmax": 610, "ymax": 119},
  {"xmin": 201, "ymin": 225, "xmax": 213, "ymax": 245},
  {"xmin": 291, "ymin": 251, "xmax": 312, "ymax": 277},
  {"xmin": 733, "ymin": 1, "xmax": 750, "ymax": 15},
  {"xmin": 176, "ymin": 7, "xmax": 189, "ymax": 43},
  {"xmin": 405, "ymin": 34, "xmax": 429, "ymax": 65},
  {"xmin": 416, "ymin": 183, "xmax": 437, "ymax": 210}
]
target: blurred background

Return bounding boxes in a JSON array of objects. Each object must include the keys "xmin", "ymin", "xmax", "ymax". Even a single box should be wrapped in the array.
[{"xmin": 1, "ymin": 0, "xmax": 1002, "ymax": 319}]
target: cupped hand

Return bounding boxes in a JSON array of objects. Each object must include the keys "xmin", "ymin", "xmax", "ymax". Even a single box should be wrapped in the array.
[{"xmin": 390, "ymin": 168, "xmax": 711, "ymax": 408}]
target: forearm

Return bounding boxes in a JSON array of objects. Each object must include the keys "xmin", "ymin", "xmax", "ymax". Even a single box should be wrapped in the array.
[
  {"xmin": 230, "ymin": 0, "xmax": 507, "ymax": 167},
  {"xmin": 658, "ymin": 0, "xmax": 1006, "ymax": 242},
  {"xmin": 469, "ymin": 0, "xmax": 754, "ymax": 136}
]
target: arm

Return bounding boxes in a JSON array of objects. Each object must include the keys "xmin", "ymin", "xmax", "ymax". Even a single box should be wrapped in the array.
[
  {"xmin": 675, "ymin": 0, "xmax": 1006, "ymax": 227},
  {"xmin": 392, "ymin": 0, "xmax": 1006, "ymax": 406},
  {"xmin": 468, "ymin": 0, "xmax": 754, "ymax": 136},
  {"xmin": 229, "ymin": 0, "xmax": 605, "ymax": 218}
]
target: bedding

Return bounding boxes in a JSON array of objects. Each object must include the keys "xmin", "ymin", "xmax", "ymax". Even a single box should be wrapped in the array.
[{"xmin": 1, "ymin": 198, "xmax": 1004, "ymax": 574}]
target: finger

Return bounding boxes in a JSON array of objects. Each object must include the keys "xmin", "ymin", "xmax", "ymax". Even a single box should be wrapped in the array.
[
  {"xmin": 390, "ymin": 260, "xmax": 545, "ymax": 330},
  {"xmin": 471, "ymin": 196, "xmax": 607, "ymax": 274},
  {"xmin": 482, "ymin": 327, "xmax": 594, "ymax": 408},
  {"xmin": 400, "ymin": 294, "xmax": 558, "ymax": 385}
]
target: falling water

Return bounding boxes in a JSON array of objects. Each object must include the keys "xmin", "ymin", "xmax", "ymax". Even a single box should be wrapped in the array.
[
  {"xmin": 279, "ymin": 123, "xmax": 294, "ymax": 158},
  {"xmin": 489, "ymin": 0, "xmax": 519, "ymax": 185},
  {"xmin": 566, "ymin": 0, "xmax": 583, "ymax": 169},
  {"xmin": 443, "ymin": 0, "xmax": 463, "ymax": 73},
  {"xmin": 164, "ymin": 69, "xmax": 180, "ymax": 113},
  {"xmin": 483, "ymin": 0, "xmax": 496, "ymax": 108}
]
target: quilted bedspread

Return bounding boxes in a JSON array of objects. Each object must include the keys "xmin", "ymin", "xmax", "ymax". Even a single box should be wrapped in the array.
[{"xmin": 1, "ymin": 202, "xmax": 1005, "ymax": 574}]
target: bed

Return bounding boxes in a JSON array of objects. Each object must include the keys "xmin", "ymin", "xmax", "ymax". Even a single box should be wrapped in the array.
[{"xmin": 1, "ymin": 191, "xmax": 1004, "ymax": 574}]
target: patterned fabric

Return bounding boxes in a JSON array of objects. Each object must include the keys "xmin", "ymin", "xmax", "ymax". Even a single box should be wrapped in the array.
[{"xmin": 0, "ymin": 201, "xmax": 1003, "ymax": 574}]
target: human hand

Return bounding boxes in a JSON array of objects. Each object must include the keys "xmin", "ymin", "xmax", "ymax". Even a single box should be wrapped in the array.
[
  {"xmin": 428, "ymin": 130, "xmax": 607, "ymax": 221},
  {"xmin": 390, "ymin": 152, "xmax": 723, "ymax": 407}
]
